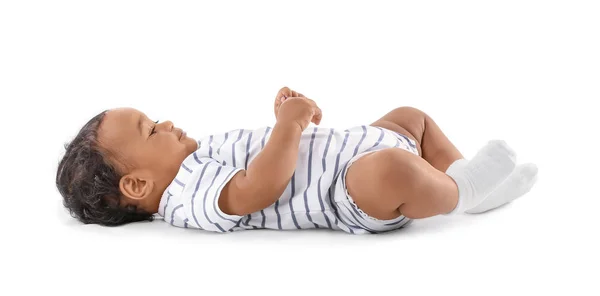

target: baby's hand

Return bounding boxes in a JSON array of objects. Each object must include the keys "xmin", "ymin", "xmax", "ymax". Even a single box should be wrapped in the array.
[
  {"xmin": 275, "ymin": 87, "xmax": 322, "ymax": 131},
  {"xmin": 274, "ymin": 87, "xmax": 306, "ymax": 119}
]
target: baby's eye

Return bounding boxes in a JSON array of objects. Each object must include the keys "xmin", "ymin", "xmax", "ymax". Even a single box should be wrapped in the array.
[{"xmin": 150, "ymin": 120, "xmax": 159, "ymax": 135}]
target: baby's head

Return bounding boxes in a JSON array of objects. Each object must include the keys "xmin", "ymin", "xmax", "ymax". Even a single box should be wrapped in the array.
[{"xmin": 56, "ymin": 108, "xmax": 198, "ymax": 226}]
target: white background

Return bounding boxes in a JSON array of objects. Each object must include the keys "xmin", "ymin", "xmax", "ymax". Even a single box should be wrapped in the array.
[{"xmin": 1, "ymin": 1, "xmax": 598, "ymax": 295}]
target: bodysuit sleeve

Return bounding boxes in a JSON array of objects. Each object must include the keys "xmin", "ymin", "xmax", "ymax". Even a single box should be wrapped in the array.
[{"xmin": 174, "ymin": 153, "xmax": 244, "ymax": 232}]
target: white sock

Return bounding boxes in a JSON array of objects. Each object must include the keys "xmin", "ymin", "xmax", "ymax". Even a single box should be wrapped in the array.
[
  {"xmin": 466, "ymin": 163, "xmax": 538, "ymax": 214},
  {"xmin": 445, "ymin": 140, "xmax": 517, "ymax": 214}
]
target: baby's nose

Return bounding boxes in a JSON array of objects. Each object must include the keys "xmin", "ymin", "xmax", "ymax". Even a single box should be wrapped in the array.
[{"xmin": 160, "ymin": 120, "xmax": 174, "ymax": 131}]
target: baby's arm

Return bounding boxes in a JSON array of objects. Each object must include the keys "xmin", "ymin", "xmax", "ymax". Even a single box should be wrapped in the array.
[
  {"xmin": 219, "ymin": 89, "xmax": 322, "ymax": 216},
  {"xmin": 219, "ymin": 121, "xmax": 301, "ymax": 215}
]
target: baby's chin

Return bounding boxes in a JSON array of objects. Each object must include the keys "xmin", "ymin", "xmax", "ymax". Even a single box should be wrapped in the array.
[{"xmin": 182, "ymin": 136, "xmax": 198, "ymax": 153}]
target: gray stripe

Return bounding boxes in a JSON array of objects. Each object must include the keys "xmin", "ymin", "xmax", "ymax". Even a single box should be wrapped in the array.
[
  {"xmin": 392, "ymin": 130, "xmax": 417, "ymax": 148},
  {"xmin": 343, "ymin": 203, "xmax": 377, "ymax": 233},
  {"xmin": 328, "ymin": 186, "xmax": 354, "ymax": 233},
  {"xmin": 260, "ymin": 210, "xmax": 266, "ymax": 228},
  {"xmin": 174, "ymin": 178, "xmax": 185, "ymax": 187},
  {"xmin": 190, "ymin": 163, "xmax": 212, "ymax": 228},
  {"xmin": 183, "ymin": 218, "xmax": 189, "ymax": 228},
  {"xmin": 203, "ymin": 164, "xmax": 226, "ymax": 232},
  {"xmin": 342, "ymin": 167, "xmax": 365, "ymax": 218},
  {"xmin": 340, "ymin": 209, "xmax": 363, "ymax": 233},
  {"xmin": 217, "ymin": 132, "xmax": 229, "ymax": 154},
  {"xmin": 243, "ymin": 214, "xmax": 252, "ymax": 226},
  {"xmin": 181, "ymin": 163, "xmax": 193, "ymax": 173},
  {"xmin": 208, "ymin": 135, "xmax": 213, "ymax": 158},
  {"xmin": 335, "ymin": 131, "xmax": 351, "ymax": 175},
  {"xmin": 244, "ymin": 131, "xmax": 253, "ymax": 169},
  {"xmin": 322, "ymin": 130, "xmax": 352, "ymax": 232},
  {"xmin": 381, "ymin": 127, "xmax": 402, "ymax": 148},
  {"xmin": 259, "ymin": 127, "xmax": 271, "ymax": 229},
  {"xmin": 336, "ymin": 126, "xmax": 374, "ymax": 231},
  {"xmin": 288, "ymin": 173, "xmax": 301, "ymax": 229},
  {"xmin": 231, "ymin": 129, "xmax": 244, "ymax": 167},
  {"xmin": 336, "ymin": 204, "xmax": 367, "ymax": 233},
  {"xmin": 316, "ymin": 129, "xmax": 334, "ymax": 229},
  {"xmin": 331, "ymin": 214, "xmax": 350, "ymax": 234},
  {"xmin": 384, "ymin": 216, "xmax": 407, "ymax": 226},
  {"xmin": 274, "ymin": 200, "xmax": 282, "ymax": 229},
  {"xmin": 303, "ymin": 127, "xmax": 320, "ymax": 228},
  {"xmin": 326, "ymin": 193, "xmax": 357, "ymax": 234},
  {"xmin": 193, "ymin": 152, "xmax": 203, "ymax": 164},
  {"xmin": 340, "ymin": 202, "xmax": 377, "ymax": 234},
  {"xmin": 334, "ymin": 213, "xmax": 360, "ymax": 234},
  {"xmin": 211, "ymin": 168, "xmax": 241, "ymax": 223},
  {"xmin": 352, "ymin": 126, "xmax": 368, "ymax": 157},
  {"xmin": 162, "ymin": 191, "xmax": 173, "ymax": 217},
  {"xmin": 170, "ymin": 204, "xmax": 183, "ymax": 225},
  {"xmin": 337, "ymin": 212, "xmax": 363, "ymax": 233},
  {"xmin": 322, "ymin": 210, "xmax": 347, "ymax": 233},
  {"xmin": 261, "ymin": 127, "xmax": 272, "ymax": 147},
  {"xmin": 326, "ymin": 131, "xmax": 351, "ymax": 228},
  {"xmin": 370, "ymin": 127, "xmax": 386, "ymax": 150},
  {"xmin": 327, "ymin": 190, "xmax": 360, "ymax": 234}
]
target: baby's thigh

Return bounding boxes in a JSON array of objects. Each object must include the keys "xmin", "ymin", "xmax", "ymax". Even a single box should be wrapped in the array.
[{"xmin": 344, "ymin": 148, "xmax": 419, "ymax": 220}]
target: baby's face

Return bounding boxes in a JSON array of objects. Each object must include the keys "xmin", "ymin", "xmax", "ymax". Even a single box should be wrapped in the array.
[{"xmin": 97, "ymin": 108, "xmax": 198, "ymax": 211}]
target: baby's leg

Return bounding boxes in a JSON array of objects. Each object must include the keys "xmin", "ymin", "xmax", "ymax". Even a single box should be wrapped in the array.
[
  {"xmin": 345, "ymin": 148, "xmax": 460, "ymax": 219},
  {"xmin": 346, "ymin": 141, "xmax": 516, "ymax": 219},
  {"xmin": 363, "ymin": 106, "xmax": 538, "ymax": 218},
  {"xmin": 370, "ymin": 106, "xmax": 463, "ymax": 172}
]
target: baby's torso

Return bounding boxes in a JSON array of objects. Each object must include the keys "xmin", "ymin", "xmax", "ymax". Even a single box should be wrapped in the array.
[{"xmin": 159, "ymin": 125, "xmax": 417, "ymax": 232}]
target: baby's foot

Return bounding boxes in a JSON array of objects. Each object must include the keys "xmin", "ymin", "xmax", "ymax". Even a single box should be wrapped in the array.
[
  {"xmin": 467, "ymin": 140, "xmax": 517, "ymax": 194},
  {"xmin": 466, "ymin": 163, "xmax": 538, "ymax": 214},
  {"xmin": 446, "ymin": 140, "xmax": 517, "ymax": 213}
]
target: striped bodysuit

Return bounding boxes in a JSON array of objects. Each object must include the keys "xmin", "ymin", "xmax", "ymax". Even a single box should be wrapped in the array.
[{"xmin": 157, "ymin": 125, "xmax": 419, "ymax": 234}]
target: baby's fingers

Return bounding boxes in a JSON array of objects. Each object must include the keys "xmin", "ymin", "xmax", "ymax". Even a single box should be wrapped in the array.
[
  {"xmin": 312, "ymin": 106, "xmax": 322, "ymax": 125},
  {"xmin": 277, "ymin": 87, "xmax": 292, "ymax": 101}
]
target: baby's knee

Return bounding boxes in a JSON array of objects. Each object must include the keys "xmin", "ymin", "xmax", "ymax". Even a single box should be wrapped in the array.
[
  {"xmin": 386, "ymin": 107, "xmax": 427, "ymax": 142},
  {"xmin": 392, "ymin": 106, "xmax": 425, "ymax": 117}
]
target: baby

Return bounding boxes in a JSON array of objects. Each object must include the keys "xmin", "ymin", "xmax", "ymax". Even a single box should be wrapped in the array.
[{"xmin": 56, "ymin": 87, "xmax": 538, "ymax": 234}]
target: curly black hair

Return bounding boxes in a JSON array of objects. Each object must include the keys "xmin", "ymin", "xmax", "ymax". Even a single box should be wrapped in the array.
[{"xmin": 56, "ymin": 110, "xmax": 154, "ymax": 226}]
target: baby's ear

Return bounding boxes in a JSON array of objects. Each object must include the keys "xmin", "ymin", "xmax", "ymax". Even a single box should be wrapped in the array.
[{"xmin": 119, "ymin": 173, "xmax": 155, "ymax": 203}]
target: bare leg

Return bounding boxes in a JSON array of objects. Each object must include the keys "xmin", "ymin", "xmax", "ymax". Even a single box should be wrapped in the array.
[
  {"xmin": 371, "ymin": 107, "xmax": 463, "ymax": 172},
  {"xmin": 349, "ymin": 106, "xmax": 519, "ymax": 219},
  {"xmin": 345, "ymin": 148, "xmax": 459, "ymax": 219},
  {"xmin": 346, "ymin": 142, "xmax": 518, "ymax": 220}
]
